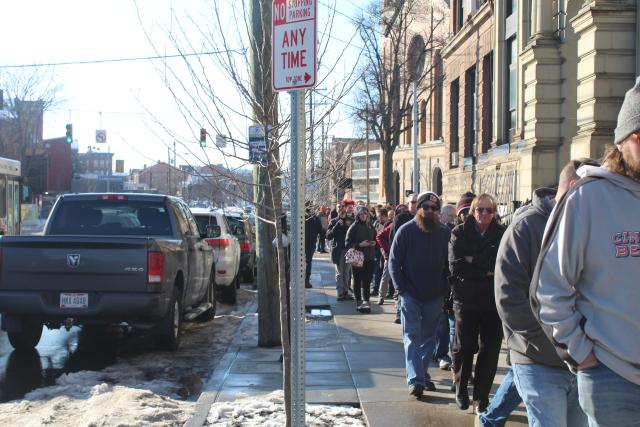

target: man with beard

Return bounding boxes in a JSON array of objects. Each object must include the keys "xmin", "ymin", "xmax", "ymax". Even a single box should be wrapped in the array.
[
  {"xmin": 532, "ymin": 78, "xmax": 640, "ymax": 426},
  {"xmin": 389, "ymin": 191, "xmax": 451, "ymax": 398}
]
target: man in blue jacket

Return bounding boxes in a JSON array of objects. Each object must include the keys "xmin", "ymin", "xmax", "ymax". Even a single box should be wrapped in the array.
[{"xmin": 389, "ymin": 191, "xmax": 451, "ymax": 398}]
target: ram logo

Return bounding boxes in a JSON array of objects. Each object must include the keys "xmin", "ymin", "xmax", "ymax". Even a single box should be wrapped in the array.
[{"xmin": 66, "ymin": 254, "xmax": 81, "ymax": 268}]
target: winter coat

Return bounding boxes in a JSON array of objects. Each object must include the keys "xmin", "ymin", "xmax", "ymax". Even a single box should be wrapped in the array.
[
  {"xmin": 345, "ymin": 220, "xmax": 377, "ymax": 262},
  {"xmin": 305, "ymin": 213, "xmax": 322, "ymax": 252},
  {"xmin": 376, "ymin": 222, "xmax": 393, "ymax": 259},
  {"xmin": 449, "ymin": 216, "xmax": 505, "ymax": 311},
  {"xmin": 494, "ymin": 187, "xmax": 565, "ymax": 368},
  {"xmin": 389, "ymin": 219, "xmax": 451, "ymax": 302},
  {"xmin": 326, "ymin": 214, "xmax": 354, "ymax": 264},
  {"xmin": 531, "ymin": 165, "xmax": 640, "ymax": 384}
]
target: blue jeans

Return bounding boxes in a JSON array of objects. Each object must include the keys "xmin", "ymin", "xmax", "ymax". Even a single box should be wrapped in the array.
[
  {"xmin": 478, "ymin": 368, "xmax": 522, "ymax": 427},
  {"xmin": 433, "ymin": 311, "xmax": 451, "ymax": 363},
  {"xmin": 513, "ymin": 363, "xmax": 587, "ymax": 427},
  {"xmin": 400, "ymin": 294, "xmax": 442, "ymax": 386},
  {"xmin": 577, "ymin": 362, "xmax": 640, "ymax": 427},
  {"xmin": 448, "ymin": 314, "xmax": 455, "ymax": 358}
]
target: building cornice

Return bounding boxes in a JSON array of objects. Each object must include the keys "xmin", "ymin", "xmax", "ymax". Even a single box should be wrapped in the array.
[{"xmin": 441, "ymin": 1, "xmax": 493, "ymax": 60}]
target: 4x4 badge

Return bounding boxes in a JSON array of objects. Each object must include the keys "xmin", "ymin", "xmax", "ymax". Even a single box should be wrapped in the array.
[{"xmin": 67, "ymin": 254, "xmax": 81, "ymax": 268}]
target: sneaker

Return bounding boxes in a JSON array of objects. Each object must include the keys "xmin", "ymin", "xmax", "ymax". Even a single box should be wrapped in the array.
[
  {"xmin": 344, "ymin": 293, "xmax": 354, "ymax": 301},
  {"xmin": 377, "ymin": 297, "xmax": 384, "ymax": 305},
  {"xmin": 409, "ymin": 384, "xmax": 424, "ymax": 398},
  {"xmin": 371, "ymin": 290, "xmax": 379, "ymax": 297},
  {"xmin": 336, "ymin": 294, "xmax": 346, "ymax": 301},
  {"xmin": 305, "ymin": 282, "xmax": 312, "ymax": 289},
  {"xmin": 438, "ymin": 359, "xmax": 451, "ymax": 370},
  {"xmin": 424, "ymin": 380, "xmax": 436, "ymax": 391},
  {"xmin": 394, "ymin": 314, "xmax": 401, "ymax": 324},
  {"xmin": 473, "ymin": 399, "xmax": 488, "ymax": 415}
]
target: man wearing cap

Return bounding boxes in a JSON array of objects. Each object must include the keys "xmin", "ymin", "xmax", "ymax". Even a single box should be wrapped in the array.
[
  {"xmin": 532, "ymin": 78, "xmax": 640, "ymax": 425},
  {"xmin": 456, "ymin": 192, "xmax": 475, "ymax": 225},
  {"xmin": 389, "ymin": 191, "xmax": 451, "ymax": 398}
]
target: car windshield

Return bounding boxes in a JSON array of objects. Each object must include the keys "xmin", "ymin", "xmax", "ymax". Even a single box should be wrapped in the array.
[
  {"xmin": 49, "ymin": 200, "xmax": 172, "ymax": 236},
  {"xmin": 194, "ymin": 214, "xmax": 218, "ymax": 235}
]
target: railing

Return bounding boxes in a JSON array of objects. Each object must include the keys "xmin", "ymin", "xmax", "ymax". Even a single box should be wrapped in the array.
[{"xmin": 478, "ymin": 169, "xmax": 520, "ymax": 226}]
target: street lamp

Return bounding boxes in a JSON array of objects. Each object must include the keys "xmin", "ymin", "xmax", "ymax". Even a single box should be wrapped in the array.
[{"xmin": 408, "ymin": 35, "xmax": 426, "ymax": 195}]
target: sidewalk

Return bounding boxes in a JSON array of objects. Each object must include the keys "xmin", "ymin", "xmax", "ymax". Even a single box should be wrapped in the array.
[{"xmin": 186, "ymin": 253, "xmax": 527, "ymax": 426}]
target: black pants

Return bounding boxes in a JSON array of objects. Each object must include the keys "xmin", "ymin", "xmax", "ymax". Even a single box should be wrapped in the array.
[
  {"xmin": 452, "ymin": 304, "xmax": 503, "ymax": 403},
  {"xmin": 305, "ymin": 247, "xmax": 315, "ymax": 283},
  {"xmin": 352, "ymin": 259, "xmax": 374, "ymax": 302},
  {"xmin": 317, "ymin": 230, "xmax": 326, "ymax": 252}
]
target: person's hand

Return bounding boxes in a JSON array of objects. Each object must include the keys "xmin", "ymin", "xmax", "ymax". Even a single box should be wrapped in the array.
[
  {"xmin": 579, "ymin": 351, "xmax": 598, "ymax": 370},
  {"xmin": 359, "ymin": 241, "xmax": 371, "ymax": 248}
]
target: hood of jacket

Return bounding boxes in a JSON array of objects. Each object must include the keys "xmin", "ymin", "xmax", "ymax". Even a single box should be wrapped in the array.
[{"xmin": 580, "ymin": 165, "xmax": 640, "ymax": 195}]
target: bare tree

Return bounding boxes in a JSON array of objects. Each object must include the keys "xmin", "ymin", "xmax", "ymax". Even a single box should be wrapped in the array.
[{"xmin": 355, "ymin": 0, "xmax": 449, "ymax": 203}]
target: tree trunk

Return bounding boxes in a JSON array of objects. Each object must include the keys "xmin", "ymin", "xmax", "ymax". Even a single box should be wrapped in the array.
[{"xmin": 382, "ymin": 145, "xmax": 396, "ymax": 204}]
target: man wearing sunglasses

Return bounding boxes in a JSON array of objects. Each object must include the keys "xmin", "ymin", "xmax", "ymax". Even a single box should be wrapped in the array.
[
  {"xmin": 389, "ymin": 191, "xmax": 451, "ymax": 398},
  {"xmin": 532, "ymin": 78, "xmax": 640, "ymax": 426}
]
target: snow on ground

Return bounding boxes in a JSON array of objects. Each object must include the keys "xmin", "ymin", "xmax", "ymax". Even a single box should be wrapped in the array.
[
  {"xmin": 206, "ymin": 391, "xmax": 365, "ymax": 427},
  {"xmin": 0, "ymin": 288, "xmax": 257, "ymax": 427}
]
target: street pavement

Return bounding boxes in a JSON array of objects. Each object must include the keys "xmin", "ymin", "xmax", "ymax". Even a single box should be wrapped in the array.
[{"xmin": 187, "ymin": 253, "xmax": 528, "ymax": 426}]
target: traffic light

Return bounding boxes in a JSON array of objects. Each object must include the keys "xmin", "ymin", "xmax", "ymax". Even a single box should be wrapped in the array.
[
  {"xmin": 65, "ymin": 124, "xmax": 73, "ymax": 143},
  {"xmin": 199, "ymin": 128, "xmax": 207, "ymax": 147}
]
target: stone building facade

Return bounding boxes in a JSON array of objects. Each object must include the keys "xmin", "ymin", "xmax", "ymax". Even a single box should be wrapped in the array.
[{"xmin": 436, "ymin": 0, "xmax": 638, "ymax": 223}]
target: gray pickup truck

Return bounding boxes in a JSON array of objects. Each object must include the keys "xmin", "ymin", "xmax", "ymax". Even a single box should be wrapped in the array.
[{"xmin": 0, "ymin": 193, "xmax": 221, "ymax": 351}]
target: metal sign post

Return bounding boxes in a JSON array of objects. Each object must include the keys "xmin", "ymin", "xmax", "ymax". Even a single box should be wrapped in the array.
[
  {"xmin": 272, "ymin": 1, "xmax": 316, "ymax": 425},
  {"xmin": 289, "ymin": 89, "xmax": 306, "ymax": 426}
]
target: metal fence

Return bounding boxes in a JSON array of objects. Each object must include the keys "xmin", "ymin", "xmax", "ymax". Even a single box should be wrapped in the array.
[{"xmin": 478, "ymin": 169, "xmax": 521, "ymax": 226}]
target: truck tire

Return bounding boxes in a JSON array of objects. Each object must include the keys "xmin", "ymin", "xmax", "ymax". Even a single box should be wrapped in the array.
[
  {"xmin": 198, "ymin": 272, "xmax": 217, "ymax": 322},
  {"xmin": 155, "ymin": 287, "xmax": 182, "ymax": 351},
  {"xmin": 7, "ymin": 320, "xmax": 43, "ymax": 350},
  {"xmin": 218, "ymin": 282, "xmax": 237, "ymax": 305}
]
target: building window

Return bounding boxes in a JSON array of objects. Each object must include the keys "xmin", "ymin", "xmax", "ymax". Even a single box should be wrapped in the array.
[
  {"xmin": 506, "ymin": 37, "xmax": 517, "ymax": 142},
  {"xmin": 457, "ymin": 0, "xmax": 465, "ymax": 31},
  {"xmin": 433, "ymin": 51, "xmax": 443, "ymax": 140},
  {"xmin": 450, "ymin": 79, "xmax": 460, "ymax": 165},
  {"xmin": 507, "ymin": 0, "xmax": 517, "ymax": 17},
  {"xmin": 482, "ymin": 52, "xmax": 493, "ymax": 153},
  {"xmin": 464, "ymin": 65, "xmax": 476, "ymax": 159}
]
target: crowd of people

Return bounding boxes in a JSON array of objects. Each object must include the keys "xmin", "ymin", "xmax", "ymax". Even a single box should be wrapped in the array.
[{"xmin": 302, "ymin": 77, "xmax": 640, "ymax": 426}]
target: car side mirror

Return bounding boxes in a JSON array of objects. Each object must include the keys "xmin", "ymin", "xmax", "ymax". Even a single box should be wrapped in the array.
[{"xmin": 203, "ymin": 225, "xmax": 221, "ymax": 239}]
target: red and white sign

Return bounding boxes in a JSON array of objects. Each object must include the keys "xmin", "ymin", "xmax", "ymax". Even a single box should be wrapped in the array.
[{"xmin": 272, "ymin": 0, "xmax": 317, "ymax": 91}]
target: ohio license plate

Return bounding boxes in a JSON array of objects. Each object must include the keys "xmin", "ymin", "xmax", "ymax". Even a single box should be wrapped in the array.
[{"xmin": 60, "ymin": 293, "xmax": 88, "ymax": 308}]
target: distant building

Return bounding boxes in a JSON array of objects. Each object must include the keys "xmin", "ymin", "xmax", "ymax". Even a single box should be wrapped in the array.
[
  {"xmin": 44, "ymin": 137, "xmax": 72, "ymax": 193},
  {"xmin": 76, "ymin": 148, "xmax": 113, "ymax": 176}
]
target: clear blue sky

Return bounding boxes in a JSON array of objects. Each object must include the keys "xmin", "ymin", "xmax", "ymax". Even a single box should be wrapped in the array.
[{"xmin": 0, "ymin": 0, "xmax": 370, "ymax": 172}]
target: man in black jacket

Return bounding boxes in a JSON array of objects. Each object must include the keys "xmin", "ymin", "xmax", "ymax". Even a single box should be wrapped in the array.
[
  {"xmin": 494, "ymin": 163, "xmax": 589, "ymax": 426},
  {"xmin": 326, "ymin": 201, "xmax": 355, "ymax": 300},
  {"xmin": 305, "ymin": 202, "xmax": 322, "ymax": 288}
]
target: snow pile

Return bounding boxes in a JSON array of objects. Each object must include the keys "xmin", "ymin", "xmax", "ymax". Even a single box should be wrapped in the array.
[{"xmin": 207, "ymin": 391, "xmax": 365, "ymax": 427}]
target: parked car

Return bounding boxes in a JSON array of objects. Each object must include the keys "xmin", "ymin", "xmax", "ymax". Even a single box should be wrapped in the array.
[
  {"xmin": 0, "ymin": 193, "xmax": 221, "ymax": 351},
  {"xmin": 224, "ymin": 211, "xmax": 256, "ymax": 283},
  {"xmin": 190, "ymin": 208, "xmax": 241, "ymax": 303}
]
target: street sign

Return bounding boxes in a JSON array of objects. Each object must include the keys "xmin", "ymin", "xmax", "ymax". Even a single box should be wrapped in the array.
[
  {"xmin": 248, "ymin": 125, "xmax": 269, "ymax": 165},
  {"xmin": 272, "ymin": 0, "xmax": 317, "ymax": 91},
  {"xmin": 95, "ymin": 129, "xmax": 107, "ymax": 143},
  {"xmin": 215, "ymin": 134, "xmax": 227, "ymax": 148}
]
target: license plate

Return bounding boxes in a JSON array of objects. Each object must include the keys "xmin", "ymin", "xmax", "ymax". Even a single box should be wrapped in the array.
[{"xmin": 60, "ymin": 293, "xmax": 88, "ymax": 309}]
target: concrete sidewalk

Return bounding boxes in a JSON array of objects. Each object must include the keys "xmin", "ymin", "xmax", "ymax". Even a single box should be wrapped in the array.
[{"xmin": 186, "ymin": 254, "xmax": 527, "ymax": 426}]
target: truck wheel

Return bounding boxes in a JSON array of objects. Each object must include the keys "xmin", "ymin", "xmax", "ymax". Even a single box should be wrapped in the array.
[
  {"xmin": 218, "ymin": 282, "xmax": 237, "ymax": 305},
  {"xmin": 198, "ymin": 273, "xmax": 217, "ymax": 322},
  {"xmin": 155, "ymin": 287, "xmax": 182, "ymax": 351},
  {"xmin": 8, "ymin": 320, "xmax": 43, "ymax": 350}
]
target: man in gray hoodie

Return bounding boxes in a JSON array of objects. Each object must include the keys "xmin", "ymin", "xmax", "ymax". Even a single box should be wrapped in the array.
[
  {"xmin": 494, "ymin": 161, "xmax": 593, "ymax": 427},
  {"xmin": 532, "ymin": 77, "xmax": 640, "ymax": 426}
]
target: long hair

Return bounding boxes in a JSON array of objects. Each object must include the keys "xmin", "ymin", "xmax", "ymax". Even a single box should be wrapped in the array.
[
  {"xmin": 469, "ymin": 193, "xmax": 498, "ymax": 215},
  {"xmin": 602, "ymin": 144, "xmax": 640, "ymax": 181}
]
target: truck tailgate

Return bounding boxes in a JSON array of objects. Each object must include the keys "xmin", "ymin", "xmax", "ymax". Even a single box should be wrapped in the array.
[{"xmin": 0, "ymin": 236, "xmax": 152, "ymax": 293}]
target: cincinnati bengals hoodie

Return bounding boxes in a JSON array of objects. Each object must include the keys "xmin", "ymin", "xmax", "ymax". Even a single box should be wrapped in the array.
[{"xmin": 532, "ymin": 165, "xmax": 640, "ymax": 385}]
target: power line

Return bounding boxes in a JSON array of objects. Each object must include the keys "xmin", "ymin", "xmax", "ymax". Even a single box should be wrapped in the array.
[{"xmin": 0, "ymin": 49, "xmax": 246, "ymax": 69}]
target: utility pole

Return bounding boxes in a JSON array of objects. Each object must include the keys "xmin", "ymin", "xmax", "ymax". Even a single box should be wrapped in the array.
[{"xmin": 365, "ymin": 128, "xmax": 370, "ymax": 205}]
